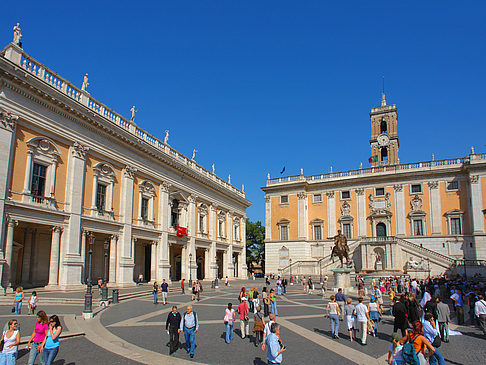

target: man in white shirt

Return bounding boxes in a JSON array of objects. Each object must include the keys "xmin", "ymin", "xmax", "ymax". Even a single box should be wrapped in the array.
[
  {"xmin": 354, "ymin": 297, "xmax": 370, "ymax": 345},
  {"xmin": 475, "ymin": 294, "xmax": 486, "ymax": 337},
  {"xmin": 261, "ymin": 313, "xmax": 277, "ymax": 350}
]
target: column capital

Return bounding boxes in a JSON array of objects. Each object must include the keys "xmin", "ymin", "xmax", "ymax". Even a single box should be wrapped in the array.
[
  {"xmin": 264, "ymin": 195, "xmax": 271, "ymax": 203},
  {"xmin": 160, "ymin": 181, "xmax": 170, "ymax": 193},
  {"xmin": 71, "ymin": 142, "xmax": 89, "ymax": 160},
  {"xmin": 355, "ymin": 188, "xmax": 365, "ymax": 195},
  {"xmin": 0, "ymin": 110, "xmax": 18, "ymax": 132},
  {"xmin": 188, "ymin": 194, "xmax": 197, "ymax": 204},
  {"xmin": 393, "ymin": 184, "xmax": 403, "ymax": 192},
  {"xmin": 6, "ymin": 216, "xmax": 18, "ymax": 227},
  {"xmin": 326, "ymin": 191, "xmax": 335, "ymax": 198},
  {"xmin": 51, "ymin": 226, "xmax": 63, "ymax": 234},
  {"xmin": 123, "ymin": 165, "xmax": 137, "ymax": 179},
  {"xmin": 427, "ymin": 181, "xmax": 439, "ymax": 190},
  {"xmin": 297, "ymin": 192, "xmax": 307, "ymax": 200},
  {"xmin": 469, "ymin": 175, "xmax": 480, "ymax": 184}
]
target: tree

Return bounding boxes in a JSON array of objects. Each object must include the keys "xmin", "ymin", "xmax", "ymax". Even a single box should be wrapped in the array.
[{"xmin": 246, "ymin": 219, "xmax": 265, "ymax": 272}]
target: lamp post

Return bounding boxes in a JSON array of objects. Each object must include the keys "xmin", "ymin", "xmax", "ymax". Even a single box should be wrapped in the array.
[
  {"xmin": 101, "ymin": 238, "xmax": 109, "ymax": 302},
  {"xmin": 83, "ymin": 232, "xmax": 95, "ymax": 318},
  {"xmin": 289, "ymin": 258, "xmax": 292, "ymax": 284},
  {"xmin": 319, "ymin": 258, "xmax": 323, "ymax": 284},
  {"xmin": 189, "ymin": 253, "xmax": 193, "ymax": 287}
]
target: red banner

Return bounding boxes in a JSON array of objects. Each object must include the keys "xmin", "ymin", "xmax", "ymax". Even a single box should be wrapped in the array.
[{"xmin": 176, "ymin": 226, "xmax": 188, "ymax": 237}]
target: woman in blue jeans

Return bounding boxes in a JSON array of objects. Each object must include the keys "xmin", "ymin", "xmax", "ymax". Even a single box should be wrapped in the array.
[
  {"xmin": 13, "ymin": 287, "xmax": 23, "ymax": 315},
  {"xmin": 40, "ymin": 315, "xmax": 62, "ymax": 365},
  {"xmin": 224, "ymin": 303, "xmax": 235, "ymax": 343},
  {"xmin": 326, "ymin": 295, "xmax": 341, "ymax": 338},
  {"xmin": 368, "ymin": 296, "xmax": 382, "ymax": 336}
]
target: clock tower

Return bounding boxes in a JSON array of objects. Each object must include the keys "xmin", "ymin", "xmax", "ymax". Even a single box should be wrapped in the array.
[{"xmin": 369, "ymin": 92, "xmax": 399, "ymax": 166}]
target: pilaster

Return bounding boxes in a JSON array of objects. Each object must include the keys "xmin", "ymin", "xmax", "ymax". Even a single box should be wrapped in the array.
[
  {"xmin": 297, "ymin": 192, "xmax": 308, "ymax": 240},
  {"xmin": 265, "ymin": 196, "xmax": 272, "ymax": 240},
  {"xmin": 394, "ymin": 184, "xmax": 406, "ymax": 236},
  {"xmin": 47, "ymin": 226, "xmax": 63, "ymax": 287},
  {"xmin": 118, "ymin": 166, "xmax": 136, "ymax": 284},
  {"xmin": 326, "ymin": 192, "xmax": 336, "ymax": 236},
  {"xmin": 158, "ymin": 182, "xmax": 170, "ymax": 280},
  {"xmin": 355, "ymin": 188, "xmax": 366, "ymax": 237},
  {"xmin": 428, "ymin": 181, "xmax": 442, "ymax": 235}
]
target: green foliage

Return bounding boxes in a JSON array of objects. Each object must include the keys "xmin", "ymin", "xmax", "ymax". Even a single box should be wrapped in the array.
[{"xmin": 246, "ymin": 219, "xmax": 265, "ymax": 272}]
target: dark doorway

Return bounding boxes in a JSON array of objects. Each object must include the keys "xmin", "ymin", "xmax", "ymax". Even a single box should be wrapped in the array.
[
  {"xmin": 376, "ymin": 223, "xmax": 387, "ymax": 237},
  {"xmin": 144, "ymin": 245, "xmax": 151, "ymax": 282}
]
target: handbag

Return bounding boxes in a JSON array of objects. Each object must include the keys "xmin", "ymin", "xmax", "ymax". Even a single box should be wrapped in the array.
[{"xmin": 431, "ymin": 334, "xmax": 441, "ymax": 348}]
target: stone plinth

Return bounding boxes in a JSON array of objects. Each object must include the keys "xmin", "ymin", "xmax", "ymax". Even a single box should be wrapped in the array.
[{"xmin": 333, "ymin": 267, "xmax": 353, "ymax": 293}]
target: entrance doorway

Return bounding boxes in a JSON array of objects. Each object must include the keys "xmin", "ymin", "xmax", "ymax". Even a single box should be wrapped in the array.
[
  {"xmin": 170, "ymin": 245, "xmax": 182, "ymax": 281},
  {"xmin": 134, "ymin": 242, "xmax": 151, "ymax": 283},
  {"xmin": 376, "ymin": 223, "xmax": 387, "ymax": 237}
]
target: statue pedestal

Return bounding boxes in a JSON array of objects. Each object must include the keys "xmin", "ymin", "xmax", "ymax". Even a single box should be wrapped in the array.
[
  {"xmin": 375, "ymin": 262, "xmax": 383, "ymax": 271},
  {"xmin": 332, "ymin": 268, "xmax": 353, "ymax": 294}
]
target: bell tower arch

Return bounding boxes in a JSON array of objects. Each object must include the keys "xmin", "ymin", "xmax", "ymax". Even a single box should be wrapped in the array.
[{"xmin": 369, "ymin": 92, "xmax": 399, "ymax": 166}]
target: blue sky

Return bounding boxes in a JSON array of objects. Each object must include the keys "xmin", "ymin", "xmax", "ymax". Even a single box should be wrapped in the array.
[{"xmin": 2, "ymin": 1, "xmax": 485, "ymax": 224}]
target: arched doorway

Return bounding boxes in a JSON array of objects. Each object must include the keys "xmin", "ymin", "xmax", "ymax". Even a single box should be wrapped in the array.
[{"xmin": 376, "ymin": 223, "xmax": 387, "ymax": 237}]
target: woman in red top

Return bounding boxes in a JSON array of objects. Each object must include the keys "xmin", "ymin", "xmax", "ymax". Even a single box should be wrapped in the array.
[{"xmin": 26, "ymin": 310, "xmax": 49, "ymax": 365}]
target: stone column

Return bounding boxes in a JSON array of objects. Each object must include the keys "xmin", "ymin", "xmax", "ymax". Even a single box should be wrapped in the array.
[
  {"xmin": 239, "ymin": 217, "xmax": 247, "ymax": 278},
  {"xmin": 21, "ymin": 228, "xmax": 33, "ymax": 284},
  {"xmin": 469, "ymin": 175, "xmax": 486, "ymax": 260},
  {"xmin": 2, "ymin": 217, "xmax": 17, "ymax": 287},
  {"xmin": 265, "ymin": 196, "xmax": 272, "ymax": 241},
  {"xmin": 159, "ymin": 182, "xmax": 171, "ymax": 280},
  {"xmin": 22, "ymin": 150, "xmax": 33, "ymax": 195},
  {"xmin": 297, "ymin": 192, "xmax": 308, "ymax": 240},
  {"xmin": 209, "ymin": 241, "xmax": 218, "ymax": 280},
  {"xmin": 187, "ymin": 195, "xmax": 197, "ymax": 282},
  {"xmin": 118, "ymin": 166, "xmax": 136, "ymax": 284},
  {"xmin": 226, "ymin": 213, "xmax": 234, "ymax": 278},
  {"xmin": 209, "ymin": 204, "xmax": 217, "ymax": 240},
  {"xmin": 327, "ymin": 192, "xmax": 336, "ymax": 236},
  {"xmin": 48, "ymin": 226, "xmax": 63, "ymax": 286},
  {"xmin": 355, "ymin": 189, "xmax": 366, "ymax": 237},
  {"xmin": 49, "ymin": 159, "xmax": 57, "ymax": 197},
  {"xmin": 428, "ymin": 181, "xmax": 441, "ymax": 235},
  {"xmin": 108, "ymin": 235, "xmax": 117, "ymax": 284},
  {"xmin": 204, "ymin": 248, "xmax": 210, "ymax": 279},
  {"xmin": 80, "ymin": 230, "xmax": 87, "ymax": 283},
  {"xmin": 150, "ymin": 241, "xmax": 157, "ymax": 282},
  {"xmin": 181, "ymin": 245, "xmax": 187, "ymax": 281},
  {"xmin": 394, "ymin": 184, "xmax": 406, "ymax": 236}
]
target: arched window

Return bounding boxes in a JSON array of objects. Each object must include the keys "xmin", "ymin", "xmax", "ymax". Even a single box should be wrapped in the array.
[
  {"xmin": 92, "ymin": 162, "xmax": 117, "ymax": 217},
  {"xmin": 171, "ymin": 199, "xmax": 179, "ymax": 228},
  {"xmin": 380, "ymin": 147, "xmax": 388, "ymax": 162},
  {"xmin": 376, "ymin": 223, "xmax": 387, "ymax": 237},
  {"xmin": 380, "ymin": 119, "xmax": 387, "ymax": 133}
]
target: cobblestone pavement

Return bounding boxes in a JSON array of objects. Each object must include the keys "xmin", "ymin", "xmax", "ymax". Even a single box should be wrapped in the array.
[{"xmin": 1, "ymin": 279, "xmax": 484, "ymax": 364}]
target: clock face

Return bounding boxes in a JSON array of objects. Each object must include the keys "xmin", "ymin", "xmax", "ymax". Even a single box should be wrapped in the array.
[{"xmin": 377, "ymin": 134, "xmax": 390, "ymax": 146}]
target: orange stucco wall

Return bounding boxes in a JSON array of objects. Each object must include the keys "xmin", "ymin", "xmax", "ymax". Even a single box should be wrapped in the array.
[{"xmin": 271, "ymin": 195, "xmax": 298, "ymax": 240}]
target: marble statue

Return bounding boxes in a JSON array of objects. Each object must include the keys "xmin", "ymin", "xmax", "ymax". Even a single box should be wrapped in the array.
[
  {"xmin": 13, "ymin": 23, "xmax": 22, "ymax": 45},
  {"xmin": 242, "ymin": 184, "xmax": 245, "ymax": 192},
  {"xmin": 267, "ymin": 173, "xmax": 270, "ymax": 179},
  {"xmin": 228, "ymin": 174, "xmax": 231, "ymax": 184},
  {"xmin": 130, "ymin": 106, "xmax": 137, "ymax": 121},
  {"xmin": 328, "ymin": 230, "xmax": 351, "ymax": 268},
  {"xmin": 407, "ymin": 257, "xmax": 420, "ymax": 269},
  {"xmin": 164, "ymin": 130, "xmax": 169, "ymax": 144},
  {"xmin": 192, "ymin": 149, "xmax": 197, "ymax": 160},
  {"xmin": 81, "ymin": 73, "xmax": 89, "ymax": 91},
  {"xmin": 300, "ymin": 168, "xmax": 304, "ymax": 175},
  {"xmin": 212, "ymin": 164, "xmax": 215, "ymax": 174}
]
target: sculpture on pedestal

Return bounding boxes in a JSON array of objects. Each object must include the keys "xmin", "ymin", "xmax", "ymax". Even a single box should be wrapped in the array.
[
  {"xmin": 164, "ymin": 130, "xmax": 169, "ymax": 144},
  {"xmin": 130, "ymin": 106, "xmax": 137, "ymax": 122},
  {"xmin": 328, "ymin": 230, "xmax": 352, "ymax": 268},
  {"xmin": 13, "ymin": 23, "xmax": 22, "ymax": 46},
  {"xmin": 81, "ymin": 73, "xmax": 89, "ymax": 91}
]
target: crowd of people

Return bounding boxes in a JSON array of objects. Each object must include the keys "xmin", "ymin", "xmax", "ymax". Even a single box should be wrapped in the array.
[{"xmin": 2, "ymin": 289, "xmax": 63, "ymax": 365}]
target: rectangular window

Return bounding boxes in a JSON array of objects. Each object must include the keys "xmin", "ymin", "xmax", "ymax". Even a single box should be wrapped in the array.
[
  {"xmin": 141, "ymin": 197, "xmax": 149, "ymax": 220},
  {"xmin": 199, "ymin": 215, "xmax": 205, "ymax": 232},
  {"xmin": 375, "ymin": 187, "xmax": 385, "ymax": 196},
  {"xmin": 31, "ymin": 163, "xmax": 47, "ymax": 197},
  {"xmin": 411, "ymin": 184, "xmax": 422, "ymax": 193},
  {"xmin": 413, "ymin": 219, "xmax": 424, "ymax": 236},
  {"xmin": 280, "ymin": 225, "xmax": 289, "ymax": 241},
  {"xmin": 451, "ymin": 217, "xmax": 462, "ymax": 235},
  {"xmin": 341, "ymin": 191, "xmax": 351, "ymax": 200},
  {"xmin": 313, "ymin": 225, "xmax": 322, "ymax": 240},
  {"xmin": 343, "ymin": 223, "xmax": 352, "ymax": 238},
  {"xmin": 313, "ymin": 194, "xmax": 322, "ymax": 203},
  {"xmin": 447, "ymin": 181, "xmax": 459, "ymax": 191},
  {"xmin": 280, "ymin": 195, "xmax": 289, "ymax": 204},
  {"xmin": 96, "ymin": 183, "xmax": 107, "ymax": 211}
]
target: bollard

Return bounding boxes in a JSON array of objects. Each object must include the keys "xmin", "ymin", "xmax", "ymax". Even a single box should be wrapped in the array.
[{"xmin": 112, "ymin": 289, "xmax": 119, "ymax": 304}]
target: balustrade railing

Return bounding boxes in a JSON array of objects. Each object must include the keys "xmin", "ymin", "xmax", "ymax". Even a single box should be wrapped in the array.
[{"xmin": 3, "ymin": 44, "xmax": 244, "ymax": 199}]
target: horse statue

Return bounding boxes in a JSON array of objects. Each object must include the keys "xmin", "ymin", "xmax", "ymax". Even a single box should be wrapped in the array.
[{"xmin": 328, "ymin": 230, "xmax": 351, "ymax": 268}]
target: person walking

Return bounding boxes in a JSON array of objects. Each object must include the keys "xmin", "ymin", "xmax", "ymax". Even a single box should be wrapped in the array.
[
  {"xmin": 358, "ymin": 279, "xmax": 365, "ymax": 297},
  {"xmin": 368, "ymin": 296, "xmax": 382, "ymax": 337},
  {"xmin": 344, "ymin": 298, "xmax": 356, "ymax": 342},
  {"xmin": 261, "ymin": 313, "xmax": 277, "ymax": 351},
  {"xmin": 436, "ymin": 296, "xmax": 450, "ymax": 342},
  {"xmin": 26, "ymin": 310, "xmax": 48, "ymax": 365},
  {"xmin": 264, "ymin": 323, "xmax": 286, "ymax": 365},
  {"xmin": 13, "ymin": 288, "xmax": 23, "ymax": 315},
  {"xmin": 474, "ymin": 294, "xmax": 486, "ymax": 337},
  {"xmin": 335, "ymin": 289, "xmax": 346, "ymax": 321},
  {"xmin": 223, "ymin": 303, "xmax": 235, "ymax": 344},
  {"xmin": 269, "ymin": 289, "xmax": 278, "ymax": 316},
  {"xmin": 225, "ymin": 276, "xmax": 229, "ymax": 287},
  {"xmin": 165, "ymin": 306, "xmax": 182, "ymax": 355},
  {"xmin": 153, "ymin": 281, "xmax": 159, "ymax": 304},
  {"xmin": 354, "ymin": 297, "xmax": 370, "ymax": 345},
  {"xmin": 387, "ymin": 332, "xmax": 405, "ymax": 365},
  {"xmin": 195, "ymin": 281, "xmax": 202, "ymax": 301},
  {"xmin": 28, "ymin": 292, "xmax": 38, "ymax": 315},
  {"xmin": 399, "ymin": 320, "xmax": 435, "ymax": 365},
  {"xmin": 423, "ymin": 313, "xmax": 445, "ymax": 365},
  {"xmin": 282, "ymin": 278, "xmax": 287, "ymax": 294},
  {"xmin": 326, "ymin": 295, "xmax": 341, "ymax": 339},
  {"xmin": 262, "ymin": 288, "xmax": 270, "ymax": 317},
  {"xmin": 161, "ymin": 279, "xmax": 169, "ymax": 305},
  {"xmin": 40, "ymin": 315, "xmax": 62, "ymax": 365},
  {"xmin": 239, "ymin": 287, "xmax": 247, "ymax": 302},
  {"xmin": 252, "ymin": 288, "xmax": 260, "ymax": 314},
  {"xmin": 238, "ymin": 297, "xmax": 250, "ymax": 339},
  {"xmin": 450, "ymin": 289, "xmax": 464, "ymax": 325},
  {"xmin": 0, "ymin": 319, "xmax": 20, "ymax": 365},
  {"xmin": 252, "ymin": 305, "xmax": 265, "ymax": 347},
  {"xmin": 393, "ymin": 295, "xmax": 408, "ymax": 337},
  {"xmin": 179, "ymin": 306, "xmax": 199, "ymax": 358},
  {"xmin": 181, "ymin": 279, "xmax": 185, "ymax": 295},
  {"xmin": 276, "ymin": 278, "xmax": 282, "ymax": 295}
]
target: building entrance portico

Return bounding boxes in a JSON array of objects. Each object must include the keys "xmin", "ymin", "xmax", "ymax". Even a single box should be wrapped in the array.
[{"xmin": 169, "ymin": 244, "xmax": 182, "ymax": 281}]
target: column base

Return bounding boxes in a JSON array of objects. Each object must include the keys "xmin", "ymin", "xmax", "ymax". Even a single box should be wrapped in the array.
[{"xmin": 82, "ymin": 312, "xmax": 93, "ymax": 319}]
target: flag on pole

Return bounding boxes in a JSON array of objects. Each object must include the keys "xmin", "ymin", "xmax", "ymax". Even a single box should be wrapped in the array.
[
  {"xmin": 368, "ymin": 155, "xmax": 378, "ymax": 163},
  {"xmin": 280, "ymin": 167, "xmax": 286, "ymax": 174}
]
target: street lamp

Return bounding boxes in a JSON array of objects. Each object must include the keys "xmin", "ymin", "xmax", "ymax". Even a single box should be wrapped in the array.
[
  {"xmin": 101, "ymin": 238, "xmax": 109, "ymax": 302},
  {"xmin": 83, "ymin": 232, "xmax": 95, "ymax": 318},
  {"xmin": 189, "ymin": 253, "xmax": 193, "ymax": 287},
  {"xmin": 289, "ymin": 258, "xmax": 292, "ymax": 284}
]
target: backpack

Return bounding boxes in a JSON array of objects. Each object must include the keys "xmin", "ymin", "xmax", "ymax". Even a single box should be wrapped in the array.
[{"xmin": 402, "ymin": 335, "xmax": 421, "ymax": 365}]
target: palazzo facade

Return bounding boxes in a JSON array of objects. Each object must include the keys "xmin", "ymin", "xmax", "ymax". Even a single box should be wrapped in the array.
[
  {"xmin": 262, "ymin": 94, "xmax": 486, "ymax": 277},
  {"xmin": 0, "ymin": 30, "xmax": 250, "ymax": 289}
]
